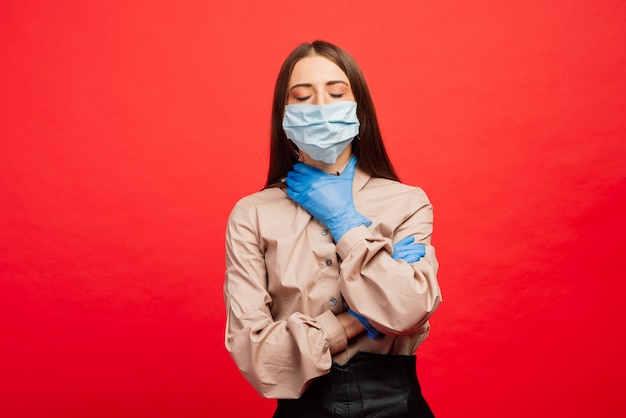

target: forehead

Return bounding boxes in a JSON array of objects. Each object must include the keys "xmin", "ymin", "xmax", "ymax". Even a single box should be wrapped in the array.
[{"xmin": 289, "ymin": 55, "xmax": 349, "ymax": 86}]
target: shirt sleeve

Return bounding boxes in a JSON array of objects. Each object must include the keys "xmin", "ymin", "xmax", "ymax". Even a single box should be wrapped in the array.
[
  {"xmin": 223, "ymin": 203, "xmax": 348, "ymax": 399},
  {"xmin": 335, "ymin": 187, "xmax": 442, "ymax": 335}
]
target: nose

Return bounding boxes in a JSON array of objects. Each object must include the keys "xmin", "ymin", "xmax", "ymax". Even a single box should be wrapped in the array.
[{"xmin": 311, "ymin": 88, "xmax": 330, "ymax": 105}]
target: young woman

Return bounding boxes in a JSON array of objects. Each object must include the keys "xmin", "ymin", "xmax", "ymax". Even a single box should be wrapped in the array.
[{"xmin": 224, "ymin": 40, "xmax": 442, "ymax": 417}]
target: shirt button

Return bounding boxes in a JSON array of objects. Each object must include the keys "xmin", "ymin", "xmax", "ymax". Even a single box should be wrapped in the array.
[
  {"xmin": 329, "ymin": 298, "xmax": 337, "ymax": 306},
  {"xmin": 325, "ymin": 259, "xmax": 333, "ymax": 266},
  {"xmin": 321, "ymin": 229, "xmax": 329, "ymax": 236}
]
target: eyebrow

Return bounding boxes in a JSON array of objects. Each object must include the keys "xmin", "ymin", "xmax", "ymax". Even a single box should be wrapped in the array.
[{"xmin": 289, "ymin": 80, "xmax": 350, "ymax": 91}]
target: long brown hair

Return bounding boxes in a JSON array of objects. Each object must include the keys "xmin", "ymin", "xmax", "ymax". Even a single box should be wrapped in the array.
[{"xmin": 265, "ymin": 40, "xmax": 399, "ymax": 187}]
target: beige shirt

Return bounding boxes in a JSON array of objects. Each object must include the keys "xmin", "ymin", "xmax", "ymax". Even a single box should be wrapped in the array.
[{"xmin": 224, "ymin": 166, "xmax": 442, "ymax": 399}]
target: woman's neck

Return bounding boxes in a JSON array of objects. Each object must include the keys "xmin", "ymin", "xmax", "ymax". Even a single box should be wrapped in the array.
[{"xmin": 301, "ymin": 148, "xmax": 353, "ymax": 175}]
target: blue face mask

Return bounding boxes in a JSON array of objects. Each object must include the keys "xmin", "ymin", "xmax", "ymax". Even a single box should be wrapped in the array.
[{"xmin": 282, "ymin": 101, "xmax": 360, "ymax": 164}]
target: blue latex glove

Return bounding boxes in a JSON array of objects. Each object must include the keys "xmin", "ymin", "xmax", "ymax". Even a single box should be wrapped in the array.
[
  {"xmin": 392, "ymin": 236, "xmax": 426, "ymax": 263},
  {"xmin": 286, "ymin": 156, "xmax": 371, "ymax": 241},
  {"xmin": 347, "ymin": 308, "xmax": 380, "ymax": 339}
]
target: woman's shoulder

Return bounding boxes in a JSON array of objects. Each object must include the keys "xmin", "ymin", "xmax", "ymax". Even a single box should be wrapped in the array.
[
  {"xmin": 364, "ymin": 176, "xmax": 431, "ymax": 204},
  {"xmin": 234, "ymin": 184, "xmax": 287, "ymax": 207},
  {"xmin": 228, "ymin": 183, "xmax": 291, "ymax": 220}
]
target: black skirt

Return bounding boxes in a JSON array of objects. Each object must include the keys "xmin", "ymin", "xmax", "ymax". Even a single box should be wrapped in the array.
[{"xmin": 273, "ymin": 352, "xmax": 435, "ymax": 418}]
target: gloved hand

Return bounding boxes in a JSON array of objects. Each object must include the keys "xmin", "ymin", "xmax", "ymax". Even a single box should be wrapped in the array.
[
  {"xmin": 286, "ymin": 156, "xmax": 371, "ymax": 241},
  {"xmin": 347, "ymin": 308, "xmax": 380, "ymax": 339},
  {"xmin": 392, "ymin": 236, "xmax": 426, "ymax": 264}
]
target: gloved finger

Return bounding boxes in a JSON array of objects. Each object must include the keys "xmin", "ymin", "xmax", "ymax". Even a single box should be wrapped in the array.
[
  {"xmin": 292, "ymin": 173, "xmax": 348, "ymax": 194},
  {"xmin": 285, "ymin": 172, "xmax": 313, "ymax": 193},
  {"xmin": 292, "ymin": 162, "xmax": 327, "ymax": 177},
  {"xmin": 292, "ymin": 169, "xmax": 334, "ymax": 190},
  {"xmin": 403, "ymin": 243, "xmax": 426, "ymax": 257},
  {"xmin": 394, "ymin": 249, "xmax": 418, "ymax": 261},
  {"xmin": 285, "ymin": 178, "xmax": 309, "ymax": 195},
  {"xmin": 395, "ymin": 246, "xmax": 417, "ymax": 256},
  {"xmin": 392, "ymin": 248, "xmax": 410, "ymax": 260},
  {"xmin": 394, "ymin": 236, "xmax": 415, "ymax": 247},
  {"xmin": 398, "ymin": 251, "xmax": 421, "ymax": 263},
  {"xmin": 406, "ymin": 255, "xmax": 422, "ymax": 263},
  {"xmin": 286, "ymin": 170, "xmax": 309, "ymax": 184},
  {"xmin": 287, "ymin": 188, "xmax": 315, "ymax": 208},
  {"xmin": 284, "ymin": 175, "xmax": 298, "ymax": 190},
  {"xmin": 394, "ymin": 243, "xmax": 426, "ymax": 263},
  {"xmin": 393, "ymin": 237, "xmax": 413, "ymax": 253},
  {"xmin": 285, "ymin": 187, "xmax": 299, "ymax": 202}
]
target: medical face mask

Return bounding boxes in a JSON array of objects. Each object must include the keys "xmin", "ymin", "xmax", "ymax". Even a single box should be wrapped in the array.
[{"xmin": 282, "ymin": 101, "xmax": 360, "ymax": 164}]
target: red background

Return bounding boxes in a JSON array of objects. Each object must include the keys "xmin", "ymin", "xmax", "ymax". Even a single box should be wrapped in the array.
[{"xmin": 1, "ymin": 1, "xmax": 625, "ymax": 417}]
